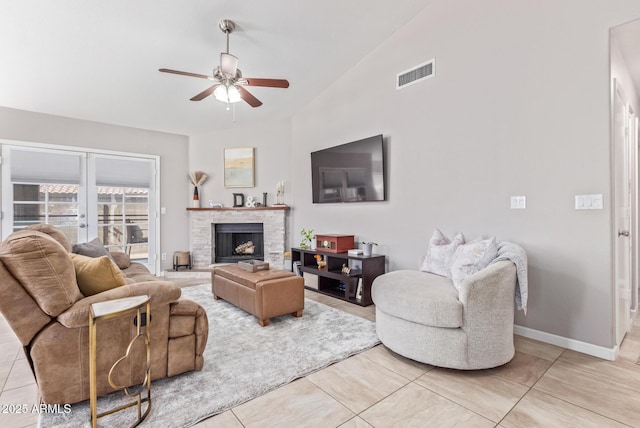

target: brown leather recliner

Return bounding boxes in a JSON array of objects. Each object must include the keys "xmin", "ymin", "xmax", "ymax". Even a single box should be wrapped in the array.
[{"xmin": 0, "ymin": 225, "xmax": 208, "ymax": 404}]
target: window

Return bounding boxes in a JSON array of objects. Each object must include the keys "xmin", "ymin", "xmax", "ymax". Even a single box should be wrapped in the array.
[
  {"xmin": 13, "ymin": 183, "xmax": 80, "ymax": 243},
  {"xmin": 97, "ymin": 187, "xmax": 149, "ymax": 260}
]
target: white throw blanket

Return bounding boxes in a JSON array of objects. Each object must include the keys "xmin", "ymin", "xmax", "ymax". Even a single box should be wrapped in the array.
[{"xmin": 491, "ymin": 241, "xmax": 528, "ymax": 315}]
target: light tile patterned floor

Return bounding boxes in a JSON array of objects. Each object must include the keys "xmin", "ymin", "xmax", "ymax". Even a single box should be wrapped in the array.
[{"xmin": 2, "ymin": 289, "xmax": 640, "ymax": 427}]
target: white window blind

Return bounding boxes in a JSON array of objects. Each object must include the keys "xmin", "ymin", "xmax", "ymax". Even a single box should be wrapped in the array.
[
  {"xmin": 11, "ymin": 149, "xmax": 81, "ymax": 184},
  {"xmin": 95, "ymin": 156, "xmax": 153, "ymax": 188}
]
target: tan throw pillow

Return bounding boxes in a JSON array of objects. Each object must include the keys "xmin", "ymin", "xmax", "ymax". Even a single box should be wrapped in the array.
[{"xmin": 69, "ymin": 253, "xmax": 126, "ymax": 296}]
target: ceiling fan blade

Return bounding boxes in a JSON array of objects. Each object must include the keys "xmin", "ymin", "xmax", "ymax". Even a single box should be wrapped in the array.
[
  {"xmin": 237, "ymin": 86, "xmax": 263, "ymax": 107},
  {"xmin": 190, "ymin": 85, "xmax": 219, "ymax": 101},
  {"xmin": 159, "ymin": 68, "xmax": 211, "ymax": 80},
  {"xmin": 220, "ymin": 53, "xmax": 238, "ymax": 76},
  {"xmin": 243, "ymin": 78, "xmax": 290, "ymax": 88}
]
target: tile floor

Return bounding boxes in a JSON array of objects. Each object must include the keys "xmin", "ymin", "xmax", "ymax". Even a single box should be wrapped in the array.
[{"xmin": 2, "ymin": 289, "xmax": 640, "ymax": 427}]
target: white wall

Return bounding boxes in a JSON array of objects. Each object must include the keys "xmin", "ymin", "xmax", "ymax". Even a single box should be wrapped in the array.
[
  {"xmin": 0, "ymin": 106, "xmax": 189, "ymax": 272},
  {"xmin": 188, "ymin": 118, "xmax": 293, "ymax": 249},
  {"xmin": 290, "ymin": 0, "xmax": 640, "ymax": 349},
  {"xmin": 189, "ymin": 118, "xmax": 293, "ymax": 206}
]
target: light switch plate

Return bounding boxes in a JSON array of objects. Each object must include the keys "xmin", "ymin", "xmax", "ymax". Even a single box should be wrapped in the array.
[
  {"xmin": 575, "ymin": 194, "xmax": 603, "ymax": 210},
  {"xmin": 510, "ymin": 196, "xmax": 526, "ymax": 209}
]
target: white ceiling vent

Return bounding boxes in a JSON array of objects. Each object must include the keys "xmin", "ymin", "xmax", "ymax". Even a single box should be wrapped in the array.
[{"xmin": 396, "ymin": 59, "xmax": 435, "ymax": 90}]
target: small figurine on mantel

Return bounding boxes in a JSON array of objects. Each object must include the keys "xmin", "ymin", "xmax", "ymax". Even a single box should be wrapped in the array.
[{"xmin": 275, "ymin": 180, "xmax": 285, "ymax": 205}]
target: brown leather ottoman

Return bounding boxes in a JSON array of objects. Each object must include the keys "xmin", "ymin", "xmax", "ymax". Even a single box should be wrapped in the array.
[{"xmin": 212, "ymin": 264, "xmax": 304, "ymax": 326}]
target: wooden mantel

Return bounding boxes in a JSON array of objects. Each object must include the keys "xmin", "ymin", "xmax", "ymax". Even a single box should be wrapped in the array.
[{"xmin": 186, "ymin": 205, "xmax": 290, "ymax": 211}]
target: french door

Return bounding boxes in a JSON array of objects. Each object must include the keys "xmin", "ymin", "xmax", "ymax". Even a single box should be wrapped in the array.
[{"xmin": 1, "ymin": 144, "xmax": 158, "ymax": 273}]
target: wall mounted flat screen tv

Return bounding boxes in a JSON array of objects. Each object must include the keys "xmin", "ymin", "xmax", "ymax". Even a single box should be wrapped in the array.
[{"xmin": 311, "ymin": 134, "xmax": 385, "ymax": 203}]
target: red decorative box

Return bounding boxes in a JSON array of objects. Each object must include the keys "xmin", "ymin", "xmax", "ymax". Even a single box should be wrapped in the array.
[{"xmin": 315, "ymin": 234, "xmax": 354, "ymax": 253}]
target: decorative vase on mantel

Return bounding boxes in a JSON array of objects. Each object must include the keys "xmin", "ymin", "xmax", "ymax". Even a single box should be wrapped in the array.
[
  {"xmin": 192, "ymin": 186, "xmax": 200, "ymax": 208},
  {"xmin": 275, "ymin": 180, "xmax": 285, "ymax": 205},
  {"xmin": 188, "ymin": 171, "xmax": 208, "ymax": 209}
]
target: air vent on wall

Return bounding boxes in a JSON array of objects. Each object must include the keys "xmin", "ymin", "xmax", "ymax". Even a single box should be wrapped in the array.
[{"xmin": 396, "ymin": 58, "xmax": 435, "ymax": 90}]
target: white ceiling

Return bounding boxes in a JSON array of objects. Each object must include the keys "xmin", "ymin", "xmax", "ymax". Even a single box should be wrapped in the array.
[{"xmin": 0, "ymin": 0, "xmax": 432, "ymax": 136}]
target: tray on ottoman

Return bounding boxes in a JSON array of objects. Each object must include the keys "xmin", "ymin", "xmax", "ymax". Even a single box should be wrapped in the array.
[{"xmin": 238, "ymin": 259, "xmax": 269, "ymax": 272}]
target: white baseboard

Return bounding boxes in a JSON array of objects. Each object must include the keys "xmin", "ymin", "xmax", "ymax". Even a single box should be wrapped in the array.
[{"xmin": 514, "ymin": 325, "xmax": 618, "ymax": 361}]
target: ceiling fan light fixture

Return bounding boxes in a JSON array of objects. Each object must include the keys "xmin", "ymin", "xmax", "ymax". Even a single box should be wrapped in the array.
[
  {"xmin": 227, "ymin": 84, "xmax": 242, "ymax": 103},
  {"xmin": 214, "ymin": 84, "xmax": 242, "ymax": 104},
  {"xmin": 227, "ymin": 85, "xmax": 242, "ymax": 103},
  {"xmin": 220, "ymin": 53, "xmax": 239, "ymax": 76},
  {"xmin": 213, "ymin": 85, "xmax": 228, "ymax": 102},
  {"xmin": 159, "ymin": 18, "xmax": 288, "ymax": 109}
]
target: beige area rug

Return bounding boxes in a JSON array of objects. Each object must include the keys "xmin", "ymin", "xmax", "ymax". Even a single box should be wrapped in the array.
[
  {"xmin": 165, "ymin": 276, "xmax": 212, "ymax": 288},
  {"xmin": 39, "ymin": 283, "xmax": 380, "ymax": 427}
]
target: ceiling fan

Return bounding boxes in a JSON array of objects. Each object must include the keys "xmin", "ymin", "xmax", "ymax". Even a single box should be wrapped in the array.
[{"xmin": 159, "ymin": 19, "xmax": 289, "ymax": 108}]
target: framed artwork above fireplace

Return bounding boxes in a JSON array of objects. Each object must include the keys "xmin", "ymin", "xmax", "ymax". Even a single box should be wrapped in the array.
[{"xmin": 224, "ymin": 147, "xmax": 255, "ymax": 188}]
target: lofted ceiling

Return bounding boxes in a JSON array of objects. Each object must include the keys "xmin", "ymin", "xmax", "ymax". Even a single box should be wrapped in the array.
[{"xmin": 0, "ymin": 0, "xmax": 432, "ymax": 136}]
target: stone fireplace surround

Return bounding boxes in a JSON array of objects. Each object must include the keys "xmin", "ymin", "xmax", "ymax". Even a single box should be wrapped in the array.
[{"xmin": 188, "ymin": 206, "xmax": 288, "ymax": 269}]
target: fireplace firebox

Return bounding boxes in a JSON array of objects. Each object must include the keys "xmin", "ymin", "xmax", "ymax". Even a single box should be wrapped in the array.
[{"xmin": 214, "ymin": 223, "xmax": 264, "ymax": 263}]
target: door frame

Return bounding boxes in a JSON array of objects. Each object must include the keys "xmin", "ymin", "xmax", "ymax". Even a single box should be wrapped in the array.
[
  {"xmin": 612, "ymin": 79, "xmax": 636, "ymax": 347},
  {"xmin": 633, "ymin": 114, "xmax": 640, "ymax": 317}
]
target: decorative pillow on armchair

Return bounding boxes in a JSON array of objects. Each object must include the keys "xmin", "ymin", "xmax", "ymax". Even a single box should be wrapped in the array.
[
  {"xmin": 450, "ymin": 237, "xmax": 498, "ymax": 290},
  {"xmin": 69, "ymin": 253, "xmax": 126, "ymax": 296},
  {"xmin": 420, "ymin": 229, "xmax": 465, "ymax": 277},
  {"xmin": 109, "ymin": 251, "xmax": 131, "ymax": 270},
  {"xmin": 72, "ymin": 238, "xmax": 114, "ymax": 261}
]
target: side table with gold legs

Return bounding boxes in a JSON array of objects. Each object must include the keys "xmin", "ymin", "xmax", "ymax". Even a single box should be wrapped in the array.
[{"xmin": 89, "ymin": 295, "xmax": 152, "ymax": 428}]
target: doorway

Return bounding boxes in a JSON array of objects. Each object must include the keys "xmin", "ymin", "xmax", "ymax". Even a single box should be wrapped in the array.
[
  {"xmin": 611, "ymin": 21, "xmax": 640, "ymax": 350},
  {"xmin": 1, "ymin": 143, "xmax": 159, "ymax": 273}
]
